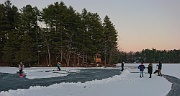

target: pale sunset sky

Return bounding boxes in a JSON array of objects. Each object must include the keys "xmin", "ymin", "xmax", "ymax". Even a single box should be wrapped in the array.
[{"xmin": 1, "ymin": 0, "xmax": 180, "ymax": 52}]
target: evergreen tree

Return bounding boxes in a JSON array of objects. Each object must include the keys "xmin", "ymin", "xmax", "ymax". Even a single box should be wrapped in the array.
[
  {"xmin": 80, "ymin": 8, "xmax": 91, "ymax": 63},
  {"xmin": 103, "ymin": 15, "xmax": 118, "ymax": 64},
  {"xmin": 1, "ymin": 0, "xmax": 19, "ymax": 64},
  {"xmin": 61, "ymin": 6, "xmax": 81, "ymax": 66},
  {"xmin": 42, "ymin": 1, "xmax": 69, "ymax": 65},
  {"xmin": 14, "ymin": 5, "xmax": 39, "ymax": 65},
  {"xmin": 2, "ymin": 31, "xmax": 19, "ymax": 66},
  {"xmin": 80, "ymin": 9, "xmax": 105, "ymax": 64},
  {"xmin": 15, "ymin": 34, "xmax": 35, "ymax": 65}
]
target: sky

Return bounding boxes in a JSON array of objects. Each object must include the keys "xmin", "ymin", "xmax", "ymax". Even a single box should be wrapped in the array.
[{"xmin": 1, "ymin": 0, "xmax": 180, "ymax": 52}]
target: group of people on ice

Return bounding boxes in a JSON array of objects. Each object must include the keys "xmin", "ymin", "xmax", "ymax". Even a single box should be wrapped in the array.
[
  {"xmin": 121, "ymin": 61, "xmax": 163, "ymax": 78},
  {"xmin": 138, "ymin": 61, "xmax": 162, "ymax": 78}
]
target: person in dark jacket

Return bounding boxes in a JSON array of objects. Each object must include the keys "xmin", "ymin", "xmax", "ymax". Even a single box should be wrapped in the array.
[
  {"xmin": 138, "ymin": 62, "xmax": 145, "ymax": 78},
  {"xmin": 57, "ymin": 62, "xmax": 61, "ymax": 71},
  {"xmin": 154, "ymin": 64, "xmax": 158, "ymax": 74},
  {"xmin": 148, "ymin": 63, "xmax": 153, "ymax": 78},
  {"xmin": 158, "ymin": 61, "xmax": 162, "ymax": 76},
  {"xmin": 121, "ymin": 62, "xmax": 124, "ymax": 71}
]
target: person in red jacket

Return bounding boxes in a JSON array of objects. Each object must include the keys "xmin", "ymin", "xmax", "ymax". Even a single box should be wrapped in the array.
[{"xmin": 19, "ymin": 62, "xmax": 24, "ymax": 76}]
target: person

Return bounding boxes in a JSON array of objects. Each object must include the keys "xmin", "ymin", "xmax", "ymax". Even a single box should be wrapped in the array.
[
  {"xmin": 138, "ymin": 62, "xmax": 145, "ymax": 78},
  {"xmin": 57, "ymin": 62, "xmax": 61, "ymax": 71},
  {"xmin": 158, "ymin": 61, "xmax": 162, "ymax": 76},
  {"xmin": 121, "ymin": 62, "xmax": 124, "ymax": 71},
  {"xmin": 148, "ymin": 63, "xmax": 153, "ymax": 78},
  {"xmin": 19, "ymin": 62, "xmax": 24, "ymax": 76},
  {"xmin": 154, "ymin": 64, "xmax": 158, "ymax": 74}
]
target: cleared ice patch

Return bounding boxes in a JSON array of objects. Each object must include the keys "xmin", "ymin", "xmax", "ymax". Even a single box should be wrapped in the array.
[
  {"xmin": 25, "ymin": 70, "xmax": 68, "ymax": 79},
  {"xmin": 0, "ymin": 67, "xmax": 18, "ymax": 74},
  {"xmin": 24, "ymin": 68, "xmax": 80, "ymax": 79},
  {"xmin": 0, "ymin": 67, "xmax": 81, "ymax": 79}
]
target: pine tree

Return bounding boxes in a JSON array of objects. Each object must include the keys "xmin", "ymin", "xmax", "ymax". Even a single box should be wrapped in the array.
[
  {"xmin": 1, "ymin": 0, "xmax": 19, "ymax": 64},
  {"xmin": 2, "ymin": 31, "xmax": 19, "ymax": 66},
  {"xmin": 103, "ymin": 15, "xmax": 118, "ymax": 64},
  {"xmin": 14, "ymin": 4, "xmax": 39, "ymax": 65},
  {"xmin": 42, "ymin": 1, "xmax": 68, "ymax": 66},
  {"xmin": 15, "ymin": 34, "xmax": 35, "ymax": 65}
]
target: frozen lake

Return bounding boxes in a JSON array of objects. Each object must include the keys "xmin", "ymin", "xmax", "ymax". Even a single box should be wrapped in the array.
[
  {"xmin": 0, "ymin": 64, "xmax": 179, "ymax": 96},
  {"xmin": 0, "ymin": 69, "xmax": 121, "ymax": 91}
]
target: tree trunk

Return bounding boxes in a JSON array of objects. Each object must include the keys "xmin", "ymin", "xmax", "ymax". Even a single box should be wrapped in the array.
[
  {"xmin": 108, "ymin": 49, "xmax": 113, "ymax": 65},
  {"xmin": 60, "ymin": 47, "xmax": 63, "ymax": 62},
  {"xmin": 46, "ymin": 40, "xmax": 51, "ymax": 66},
  {"xmin": 64, "ymin": 52, "xmax": 71, "ymax": 66},
  {"xmin": 82, "ymin": 52, "xmax": 84, "ymax": 65}
]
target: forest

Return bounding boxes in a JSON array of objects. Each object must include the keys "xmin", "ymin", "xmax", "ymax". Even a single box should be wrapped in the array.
[
  {"xmin": 0, "ymin": 0, "xmax": 119, "ymax": 67},
  {"xmin": 119, "ymin": 49, "xmax": 180, "ymax": 63},
  {"xmin": 0, "ymin": 0, "xmax": 180, "ymax": 67}
]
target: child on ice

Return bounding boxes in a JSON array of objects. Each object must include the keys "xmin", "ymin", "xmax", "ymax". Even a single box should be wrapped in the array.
[{"xmin": 19, "ymin": 62, "xmax": 24, "ymax": 77}]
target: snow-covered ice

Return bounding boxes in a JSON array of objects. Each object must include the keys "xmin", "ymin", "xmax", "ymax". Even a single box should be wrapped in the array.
[
  {"xmin": 161, "ymin": 64, "xmax": 180, "ymax": 79},
  {"xmin": 0, "ymin": 63, "xmax": 179, "ymax": 96}
]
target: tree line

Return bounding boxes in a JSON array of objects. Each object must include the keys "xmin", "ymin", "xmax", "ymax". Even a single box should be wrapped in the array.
[
  {"xmin": 0, "ymin": 0, "xmax": 119, "ymax": 66},
  {"xmin": 118, "ymin": 49, "xmax": 180, "ymax": 63}
]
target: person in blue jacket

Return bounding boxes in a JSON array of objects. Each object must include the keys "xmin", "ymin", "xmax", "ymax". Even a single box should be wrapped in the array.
[{"xmin": 138, "ymin": 62, "xmax": 145, "ymax": 78}]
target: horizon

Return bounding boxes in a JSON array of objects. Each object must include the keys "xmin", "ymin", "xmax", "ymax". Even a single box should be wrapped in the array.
[
  {"xmin": 1, "ymin": 0, "xmax": 180, "ymax": 52},
  {"xmin": 120, "ymin": 47, "xmax": 180, "ymax": 52}
]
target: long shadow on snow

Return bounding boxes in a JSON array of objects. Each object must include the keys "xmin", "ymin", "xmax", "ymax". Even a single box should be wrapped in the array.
[{"xmin": 0, "ymin": 69, "xmax": 121, "ymax": 91}]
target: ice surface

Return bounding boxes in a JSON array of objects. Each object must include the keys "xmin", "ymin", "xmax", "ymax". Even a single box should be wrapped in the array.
[{"xmin": 1, "ymin": 63, "xmax": 179, "ymax": 96}]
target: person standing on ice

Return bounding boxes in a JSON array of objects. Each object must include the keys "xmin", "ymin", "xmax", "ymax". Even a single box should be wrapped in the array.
[
  {"xmin": 138, "ymin": 62, "xmax": 145, "ymax": 78},
  {"xmin": 19, "ymin": 62, "xmax": 24, "ymax": 76},
  {"xmin": 57, "ymin": 62, "xmax": 61, "ymax": 71},
  {"xmin": 121, "ymin": 62, "xmax": 124, "ymax": 71},
  {"xmin": 148, "ymin": 63, "xmax": 153, "ymax": 78},
  {"xmin": 158, "ymin": 61, "xmax": 162, "ymax": 76}
]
